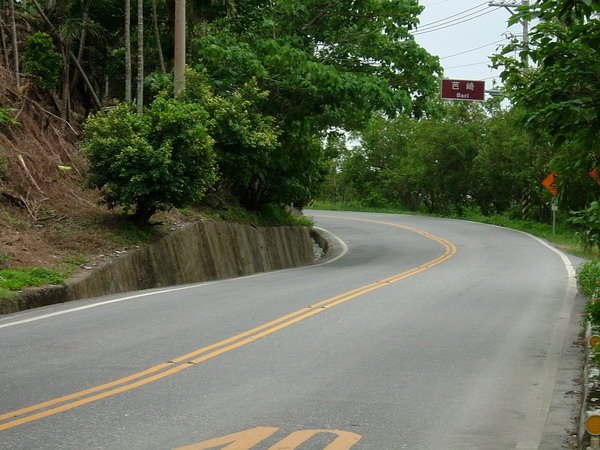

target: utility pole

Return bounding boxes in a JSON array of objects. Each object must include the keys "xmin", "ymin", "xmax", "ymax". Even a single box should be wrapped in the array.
[{"xmin": 489, "ymin": 0, "xmax": 529, "ymax": 66}]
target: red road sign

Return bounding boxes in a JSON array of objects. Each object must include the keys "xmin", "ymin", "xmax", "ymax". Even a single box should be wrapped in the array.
[
  {"xmin": 441, "ymin": 79, "xmax": 485, "ymax": 101},
  {"xmin": 542, "ymin": 173, "xmax": 558, "ymax": 196},
  {"xmin": 590, "ymin": 168, "xmax": 600, "ymax": 185}
]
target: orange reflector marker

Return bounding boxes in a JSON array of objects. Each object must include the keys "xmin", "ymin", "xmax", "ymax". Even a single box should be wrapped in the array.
[
  {"xmin": 586, "ymin": 415, "xmax": 600, "ymax": 436},
  {"xmin": 591, "ymin": 335, "xmax": 600, "ymax": 348}
]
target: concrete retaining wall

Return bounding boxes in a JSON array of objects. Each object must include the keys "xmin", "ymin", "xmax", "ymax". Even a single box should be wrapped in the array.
[{"xmin": 1, "ymin": 220, "xmax": 315, "ymax": 314}]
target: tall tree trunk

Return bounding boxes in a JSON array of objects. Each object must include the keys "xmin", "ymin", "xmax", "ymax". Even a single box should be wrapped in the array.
[
  {"xmin": 8, "ymin": 0, "xmax": 19, "ymax": 86},
  {"xmin": 173, "ymin": 0, "xmax": 185, "ymax": 96},
  {"xmin": 125, "ymin": 0, "xmax": 132, "ymax": 102},
  {"xmin": 60, "ymin": 45, "xmax": 71, "ymax": 131},
  {"xmin": 0, "ymin": 11, "xmax": 10, "ymax": 70},
  {"xmin": 136, "ymin": 0, "xmax": 143, "ymax": 114},
  {"xmin": 70, "ymin": 7, "xmax": 89, "ymax": 93},
  {"xmin": 152, "ymin": 0, "xmax": 166, "ymax": 74},
  {"xmin": 103, "ymin": 73, "xmax": 109, "ymax": 102}
]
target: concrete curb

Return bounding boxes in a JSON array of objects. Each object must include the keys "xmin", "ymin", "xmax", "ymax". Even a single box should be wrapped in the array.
[{"xmin": 1, "ymin": 220, "xmax": 324, "ymax": 315}]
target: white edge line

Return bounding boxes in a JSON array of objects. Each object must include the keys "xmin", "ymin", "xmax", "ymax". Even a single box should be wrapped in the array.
[
  {"xmin": 0, "ymin": 229, "xmax": 348, "ymax": 330},
  {"xmin": 467, "ymin": 220, "xmax": 576, "ymax": 279}
]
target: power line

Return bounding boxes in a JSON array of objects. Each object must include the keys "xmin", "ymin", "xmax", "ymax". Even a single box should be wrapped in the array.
[
  {"xmin": 413, "ymin": 8, "xmax": 501, "ymax": 35},
  {"xmin": 420, "ymin": 0, "xmax": 453, "ymax": 7},
  {"xmin": 440, "ymin": 39, "xmax": 507, "ymax": 59},
  {"xmin": 445, "ymin": 61, "xmax": 490, "ymax": 70},
  {"xmin": 417, "ymin": 2, "xmax": 488, "ymax": 30}
]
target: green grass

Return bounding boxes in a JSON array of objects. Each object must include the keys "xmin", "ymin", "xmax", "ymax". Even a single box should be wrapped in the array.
[
  {"xmin": 310, "ymin": 200, "xmax": 594, "ymax": 259},
  {"xmin": 0, "ymin": 267, "xmax": 64, "ymax": 299}
]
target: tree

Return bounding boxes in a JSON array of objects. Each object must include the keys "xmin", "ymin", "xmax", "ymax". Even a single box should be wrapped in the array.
[
  {"xmin": 494, "ymin": 0, "xmax": 600, "ymax": 205},
  {"xmin": 70, "ymin": 1, "xmax": 91, "ymax": 94},
  {"xmin": 136, "ymin": 0, "xmax": 143, "ymax": 113},
  {"xmin": 151, "ymin": 0, "xmax": 166, "ymax": 74},
  {"xmin": 82, "ymin": 99, "xmax": 217, "ymax": 225},
  {"xmin": 8, "ymin": 0, "xmax": 19, "ymax": 86},
  {"xmin": 181, "ymin": 68, "xmax": 280, "ymax": 207},
  {"xmin": 173, "ymin": 0, "xmax": 184, "ymax": 95},
  {"xmin": 471, "ymin": 108, "xmax": 550, "ymax": 218},
  {"xmin": 192, "ymin": 0, "xmax": 441, "ymax": 208},
  {"xmin": 23, "ymin": 32, "xmax": 63, "ymax": 91},
  {"xmin": 0, "ymin": 6, "xmax": 11, "ymax": 69},
  {"xmin": 125, "ymin": 0, "xmax": 132, "ymax": 102}
]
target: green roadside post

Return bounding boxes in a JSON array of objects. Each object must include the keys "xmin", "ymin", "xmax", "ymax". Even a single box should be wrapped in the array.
[{"xmin": 551, "ymin": 197, "xmax": 558, "ymax": 235}]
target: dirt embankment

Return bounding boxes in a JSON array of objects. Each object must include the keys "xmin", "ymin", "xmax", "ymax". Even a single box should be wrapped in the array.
[{"xmin": 0, "ymin": 67, "xmax": 155, "ymax": 270}]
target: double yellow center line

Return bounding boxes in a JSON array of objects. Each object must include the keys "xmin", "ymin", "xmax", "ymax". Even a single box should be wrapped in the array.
[{"xmin": 0, "ymin": 218, "xmax": 457, "ymax": 431}]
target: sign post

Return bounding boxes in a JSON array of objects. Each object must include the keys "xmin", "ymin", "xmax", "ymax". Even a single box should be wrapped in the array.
[{"xmin": 551, "ymin": 197, "xmax": 558, "ymax": 235}]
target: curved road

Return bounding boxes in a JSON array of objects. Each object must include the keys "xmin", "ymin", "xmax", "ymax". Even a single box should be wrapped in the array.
[{"xmin": 0, "ymin": 211, "xmax": 584, "ymax": 449}]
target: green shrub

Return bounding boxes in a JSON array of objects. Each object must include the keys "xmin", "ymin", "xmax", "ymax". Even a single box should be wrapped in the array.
[
  {"xmin": 578, "ymin": 260, "xmax": 600, "ymax": 298},
  {"xmin": 82, "ymin": 99, "xmax": 217, "ymax": 225},
  {"xmin": 577, "ymin": 260, "xmax": 600, "ymax": 327},
  {"xmin": 23, "ymin": 32, "xmax": 62, "ymax": 91},
  {"xmin": 570, "ymin": 201, "xmax": 600, "ymax": 251}
]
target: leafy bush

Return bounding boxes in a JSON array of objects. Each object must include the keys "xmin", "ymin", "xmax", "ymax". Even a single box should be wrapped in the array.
[
  {"xmin": 23, "ymin": 32, "xmax": 62, "ymax": 91},
  {"xmin": 577, "ymin": 260, "xmax": 600, "ymax": 328},
  {"xmin": 82, "ymin": 99, "xmax": 217, "ymax": 225},
  {"xmin": 577, "ymin": 260, "xmax": 600, "ymax": 299},
  {"xmin": 569, "ymin": 201, "xmax": 600, "ymax": 251}
]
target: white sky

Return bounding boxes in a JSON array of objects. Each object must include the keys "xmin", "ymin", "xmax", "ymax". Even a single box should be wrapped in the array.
[{"xmin": 413, "ymin": 0, "xmax": 524, "ymax": 90}]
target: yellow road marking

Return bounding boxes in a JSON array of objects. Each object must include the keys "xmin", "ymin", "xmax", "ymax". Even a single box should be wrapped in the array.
[
  {"xmin": 177, "ymin": 427, "xmax": 280, "ymax": 449},
  {"xmin": 0, "ymin": 218, "xmax": 457, "ymax": 431},
  {"xmin": 266, "ymin": 429, "xmax": 362, "ymax": 449}
]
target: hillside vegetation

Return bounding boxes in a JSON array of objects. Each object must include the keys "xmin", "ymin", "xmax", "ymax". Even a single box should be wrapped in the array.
[{"xmin": 0, "ymin": 1, "xmax": 439, "ymax": 291}]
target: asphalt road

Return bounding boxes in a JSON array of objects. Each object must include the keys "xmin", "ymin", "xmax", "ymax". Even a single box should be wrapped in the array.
[{"xmin": 0, "ymin": 211, "xmax": 585, "ymax": 449}]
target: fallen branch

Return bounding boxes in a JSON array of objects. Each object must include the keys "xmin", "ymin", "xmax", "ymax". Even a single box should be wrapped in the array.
[
  {"xmin": 14, "ymin": 99, "xmax": 27, "ymax": 121},
  {"xmin": 18, "ymin": 154, "xmax": 45, "ymax": 195},
  {"xmin": 18, "ymin": 192, "xmax": 48, "ymax": 222}
]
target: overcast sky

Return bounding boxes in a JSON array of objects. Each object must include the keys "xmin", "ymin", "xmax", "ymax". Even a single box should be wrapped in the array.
[{"xmin": 413, "ymin": 0, "xmax": 524, "ymax": 90}]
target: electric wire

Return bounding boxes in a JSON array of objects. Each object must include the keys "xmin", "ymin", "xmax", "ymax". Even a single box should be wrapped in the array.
[
  {"xmin": 445, "ymin": 60, "xmax": 491, "ymax": 69},
  {"xmin": 417, "ymin": 2, "xmax": 489, "ymax": 30},
  {"xmin": 421, "ymin": 0, "xmax": 453, "ymax": 7},
  {"xmin": 413, "ymin": 7, "xmax": 501, "ymax": 35},
  {"xmin": 440, "ymin": 39, "xmax": 507, "ymax": 59}
]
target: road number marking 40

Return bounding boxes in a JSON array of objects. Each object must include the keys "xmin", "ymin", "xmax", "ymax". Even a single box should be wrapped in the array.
[{"xmin": 178, "ymin": 426, "xmax": 362, "ymax": 449}]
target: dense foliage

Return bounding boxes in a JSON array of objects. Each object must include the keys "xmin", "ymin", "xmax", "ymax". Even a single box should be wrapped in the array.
[
  {"xmin": 493, "ymin": 0, "xmax": 600, "ymax": 220},
  {"xmin": 0, "ymin": 0, "xmax": 441, "ymax": 221},
  {"xmin": 23, "ymin": 32, "xmax": 62, "ymax": 91},
  {"xmin": 320, "ymin": 101, "xmax": 552, "ymax": 219},
  {"xmin": 487, "ymin": 0, "xmax": 600, "ymax": 247},
  {"xmin": 189, "ymin": 0, "xmax": 441, "ymax": 209}
]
